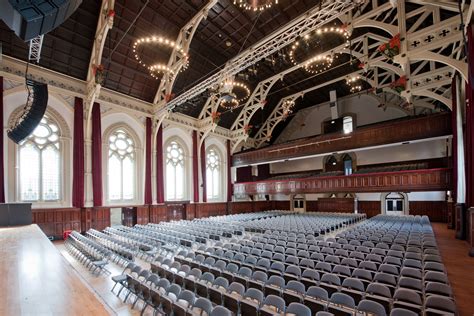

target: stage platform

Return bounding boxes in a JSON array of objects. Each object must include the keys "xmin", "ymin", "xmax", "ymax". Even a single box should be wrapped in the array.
[{"xmin": 0, "ymin": 224, "xmax": 110, "ymax": 315}]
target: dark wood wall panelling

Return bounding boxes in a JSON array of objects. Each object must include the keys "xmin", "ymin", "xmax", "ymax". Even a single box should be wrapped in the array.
[
  {"xmin": 318, "ymin": 198, "xmax": 354, "ymax": 213},
  {"xmin": 358, "ymin": 201, "xmax": 382, "ymax": 218},
  {"xmin": 32, "ymin": 208, "xmax": 82, "ymax": 239},
  {"xmin": 149, "ymin": 204, "xmax": 168, "ymax": 223},
  {"xmin": 233, "ymin": 113, "xmax": 451, "ymax": 166},
  {"xmin": 409, "ymin": 201, "xmax": 447, "ymax": 223},
  {"xmin": 32, "ymin": 200, "xmax": 448, "ymax": 238},
  {"xmin": 234, "ymin": 169, "xmax": 452, "ymax": 195}
]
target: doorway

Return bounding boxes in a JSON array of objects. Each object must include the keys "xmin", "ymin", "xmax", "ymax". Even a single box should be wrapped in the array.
[
  {"xmin": 291, "ymin": 195, "xmax": 306, "ymax": 213},
  {"xmin": 382, "ymin": 192, "xmax": 409, "ymax": 216},
  {"xmin": 110, "ymin": 208, "xmax": 122, "ymax": 226}
]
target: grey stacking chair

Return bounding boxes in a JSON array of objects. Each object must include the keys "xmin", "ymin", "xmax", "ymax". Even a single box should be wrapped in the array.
[
  {"xmin": 425, "ymin": 281, "xmax": 453, "ymax": 297},
  {"xmin": 208, "ymin": 277, "xmax": 228, "ymax": 305},
  {"xmin": 400, "ymin": 267, "xmax": 421, "ymax": 280},
  {"xmin": 424, "ymin": 295, "xmax": 456, "ymax": 315},
  {"xmin": 284, "ymin": 265, "xmax": 301, "ymax": 282},
  {"xmin": 333, "ymin": 264, "xmax": 351, "ymax": 277},
  {"xmin": 304, "ymin": 286, "xmax": 328, "ymax": 313},
  {"xmin": 358, "ymin": 299, "xmax": 387, "ymax": 316},
  {"xmin": 398, "ymin": 276, "xmax": 422, "ymax": 292},
  {"xmin": 316, "ymin": 312, "xmax": 335, "ymax": 316},
  {"xmin": 223, "ymin": 282, "xmax": 245, "ymax": 314},
  {"xmin": 341, "ymin": 277, "xmax": 365, "ymax": 303},
  {"xmin": 196, "ymin": 272, "xmax": 215, "ymax": 298},
  {"xmin": 283, "ymin": 280, "xmax": 305, "ymax": 305},
  {"xmin": 240, "ymin": 288, "xmax": 264, "ymax": 316},
  {"xmin": 191, "ymin": 297, "xmax": 213, "ymax": 315},
  {"xmin": 286, "ymin": 302, "xmax": 311, "ymax": 316},
  {"xmin": 260, "ymin": 295, "xmax": 286, "ymax": 316},
  {"xmin": 265, "ymin": 275, "xmax": 286, "ymax": 296},
  {"xmin": 173, "ymin": 290, "xmax": 196, "ymax": 316},
  {"xmin": 390, "ymin": 308, "xmax": 418, "ymax": 316},
  {"xmin": 393, "ymin": 288, "xmax": 422, "ymax": 313},
  {"xmin": 328, "ymin": 292, "xmax": 356, "ymax": 315},
  {"xmin": 210, "ymin": 306, "xmax": 232, "ymax": 316},
  {"xmin": 249, "ymin": 270, "xmax": 268, "ymax": 291},
  {"xmin": 425, "ymin": 271, "xmax": 448, "ymax": 284}
]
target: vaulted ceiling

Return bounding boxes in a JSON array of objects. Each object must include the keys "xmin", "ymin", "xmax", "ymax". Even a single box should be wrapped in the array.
[{"xmin": 0, "ymin": 0, "xmax": 461, "ymax": 143}]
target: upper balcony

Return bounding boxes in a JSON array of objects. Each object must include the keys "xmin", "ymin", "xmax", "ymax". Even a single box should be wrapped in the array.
[{"xmin": 232, "ymin": 113, "xmax": 451, "ymax": 167}]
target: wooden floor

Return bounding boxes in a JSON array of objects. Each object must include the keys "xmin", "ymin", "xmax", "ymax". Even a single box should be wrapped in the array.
[
  {"xmin": 432, "ymin": 223, "xmax": 474, "ymax": 316},
  {"xmin": 0, "ymin": 224, "xmax": 111, "ymax": 316}
]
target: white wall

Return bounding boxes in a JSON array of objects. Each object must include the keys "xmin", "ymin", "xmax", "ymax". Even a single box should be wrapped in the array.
[
  {"xmin": 270, "ymin": 138, "xmax": 447, "ymax": 174},
  {"xmin": 1, "ymin": 88, "xmax": 231, "ymax": 207},
  {"xmin": 277, "ymin": 94, "xmax": 408, "ymax": 143}
]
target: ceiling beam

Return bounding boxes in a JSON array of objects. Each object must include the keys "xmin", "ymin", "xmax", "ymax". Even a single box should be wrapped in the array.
[
  {"xmin": 85, "ymin": 0, "xmax": 115, "ymax": 134},
  {"xmin": 152, "ymin": 0, "xmax": 219, "ymax": 111},
  {"xmin": 163, "ymin": 0, "xmax": 362, "ymax": 113}
]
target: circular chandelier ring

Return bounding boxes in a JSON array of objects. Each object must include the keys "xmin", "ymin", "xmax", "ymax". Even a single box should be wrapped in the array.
[
  {"xmin": 220, "ymin": 80, "xmax": 251, "ymax": 103},
  {"xmin": 289, "ymin": 26, "xmax": 350, "ymax": 75},
  {"xmin": 132, "ymin": 35, "xmax": 189, "ymax": 78},
  {"xmin": 233, "ymin": 0, "xmax": 278, "ymax": 11}
]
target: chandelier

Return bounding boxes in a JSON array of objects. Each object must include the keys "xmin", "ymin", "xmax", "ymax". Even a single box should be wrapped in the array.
[
  {"xmin": 282, "ymin": 99, "xmax": 296, "ymax": 116},
  {"xmin": 219, "ymin": 80, "xmax": 251, "ymax": 110},
  {"xmin": 233, "ymin": 0, "xmax": 278, "ymax": 11},
  {"xmin": 346, "ymin": 75, "xmax": 362, "ymax": 93},
  {"xmin": 289, "ymin": 26, "xmax": 350, "ymax": 74},
  {"xmin": 132, "ymin": 35, "xmax": 189, "ymax": 79}
]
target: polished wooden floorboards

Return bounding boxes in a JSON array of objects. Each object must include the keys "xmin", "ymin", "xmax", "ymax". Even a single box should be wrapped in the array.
[
  {"xmin": 0, "ymin": 224, "xmax": 110, "ymax": 315},
  {"xmin": 432, "ymin": 223, "xmax": 474, "ymax": 316}
]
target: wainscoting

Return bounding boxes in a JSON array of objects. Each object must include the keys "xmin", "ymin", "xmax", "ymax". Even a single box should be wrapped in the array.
[{"xmin": 32, "ymin": 199, "xmax": 447, "ymax": 238}]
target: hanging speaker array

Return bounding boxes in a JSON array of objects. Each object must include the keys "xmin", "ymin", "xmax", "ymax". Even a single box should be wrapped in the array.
[
  {"xmin": 0, "ymin": 0, "xmax": 82, "ymax": 41},
  {"xmin": 8, "ymin": 80, "xmax": 49, "ymax": 144}
]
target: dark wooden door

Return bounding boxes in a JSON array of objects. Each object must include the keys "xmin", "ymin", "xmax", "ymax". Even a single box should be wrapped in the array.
[{"xmin": 122, "ymin": 207, "xmax": 137, "ymax": 227}]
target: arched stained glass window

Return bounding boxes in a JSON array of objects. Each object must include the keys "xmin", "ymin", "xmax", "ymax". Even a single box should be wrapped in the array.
[
  {"xmin": 206, "ymin": 147, "xmax": 222, "ymax": 200},
  {"xmin": 18, "ymin": 115, "xmax": 61, "ymax": 201},
  {"xmin": 166, "ymin": 140, "xmax": 185, "ymax": 200},
  {"xmin": 108, "ymin": 129, "xmax": 135, "ymax": 201}
]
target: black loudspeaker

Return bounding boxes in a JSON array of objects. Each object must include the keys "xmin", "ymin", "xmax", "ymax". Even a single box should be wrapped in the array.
[
  {"xmin": 0, "ymin": 0, "xmax": 82, "ymax": 41},
  {"xmin": 8, "ymin": 80, "xmax": 48, "ymax": 144}
]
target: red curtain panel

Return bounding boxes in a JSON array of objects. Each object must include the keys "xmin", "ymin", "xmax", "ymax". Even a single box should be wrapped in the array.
[
  {"xmin": 192, "ymin": 131, "xmax": 199, "ymax": 203},
  {"xmin": 92, "ymin": 102, "xmax": 103, "ymax": 206},
  {"xmin": 227, "ymin": 140, "xmax": 232, "ymax": 202},
  {"xmin": 72, "ymin": 97, "xmax": 85, "ymax": 207},
  {"xmin": 156, "ymin": 125, "xmax": 164, "ymax": 203},
  {"xmin": 144, "ymin": 117, "xmax": 152, "ymax": 204},
  {"xmin": 201, "ymin": 138, "xmax": 207, "ymax": 203},
  {"xmin": 451, "ymin": 76, "xmax": 457, "ymax": 203},
  {"xmin": 466, "ymin": 25, "xmax": 474, "ymax": 207},
  {"xmin": 0, "ymin": 76, "xmax": 5, "ymax": 203}
]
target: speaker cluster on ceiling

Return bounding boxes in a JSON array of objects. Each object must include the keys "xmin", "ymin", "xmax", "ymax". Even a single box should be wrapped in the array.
[{"xmin": 0, "ymin": 0, "xmax": 83, "ymax": 41}]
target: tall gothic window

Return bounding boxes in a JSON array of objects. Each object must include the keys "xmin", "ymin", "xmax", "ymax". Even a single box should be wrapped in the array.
[
  {"xmin": 166, "ymin": 140, "xmax": 185, "ymax": 200},
  {"xmin": 206, "ymin": 147, "xmax": 222, "ymax": 200},
  {"xmin": 108, "ymin": 129, "xmax": 135, "ymax": 201},
  {"xmin": 18, "ymin": 115, "xmax": 61, "ymax": 202}
]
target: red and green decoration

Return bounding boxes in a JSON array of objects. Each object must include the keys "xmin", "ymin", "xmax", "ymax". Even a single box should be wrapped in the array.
[
  {"xmin": 211, "ymin": 111, "xmax": 221, "ymax": 124},
  {"xmin": 165, "ymin": 93, "xmax": 175, "ymax": 103},
  {"xmin": 378, "ymin": 34, "xmax": 401, "ymax": 59},
  {"xmin": 390, "ymin": 76, "xmax": 407, "ymax": 94},
  {"xmin": 92, "ymin": 64, "xmax": 105, "ymax": 85},
  {"xmin": 244, "ymin": 124, "xmax": 253, "ymax": 135}
]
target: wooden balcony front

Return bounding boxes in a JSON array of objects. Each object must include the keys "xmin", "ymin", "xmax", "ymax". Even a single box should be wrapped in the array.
[
  {"xmin": 234, "ymin": 168, "xmax": 452, "ymax": 195},
  {"xmin": 233, "ymin": 113, "xmax": 451, "ymax": 167}
]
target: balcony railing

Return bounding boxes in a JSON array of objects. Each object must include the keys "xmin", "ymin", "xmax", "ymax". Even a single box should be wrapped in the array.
[
  {"xmin": 233, "ymin": 113, "xmax": 451, "ymax": 167},
  {"xmin": 234, "ymin": 168, "xmax": 452, "ymax": 195}
]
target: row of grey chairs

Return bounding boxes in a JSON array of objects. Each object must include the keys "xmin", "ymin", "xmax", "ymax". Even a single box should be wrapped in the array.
[
  {"xmin": 86, "ymin": 229, "xmax": 136, "ymax": 265},
  {"xmin": 153, "ymin": 253, "xmax": 455, "ymax": 316},
  {"xmin": 112, "ymin": 262, "xmax": 232, "ymax": 316},
  {"xmin": 65, "ymin": 231, "xmax": 110, "ymax": 275}
]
